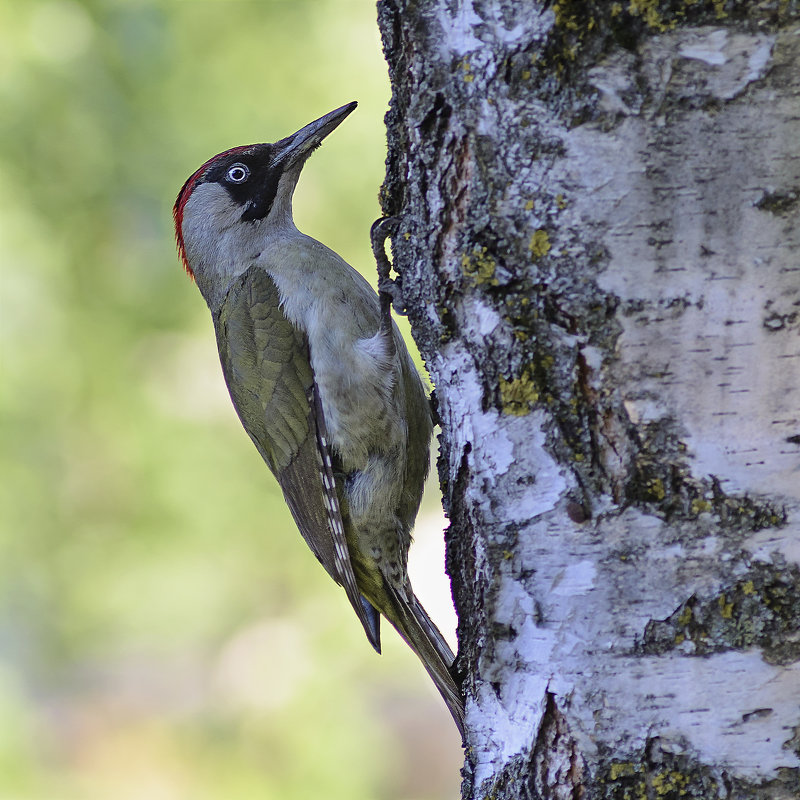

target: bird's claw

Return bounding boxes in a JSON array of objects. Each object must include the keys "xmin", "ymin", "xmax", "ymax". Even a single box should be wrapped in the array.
[
  {"xmin": 370, "ymin": 216, "xmax": 401, "ymax": 269},
  {"xmin": 378, "ymin": 274, "xmax": 407, "ymax": 316}
]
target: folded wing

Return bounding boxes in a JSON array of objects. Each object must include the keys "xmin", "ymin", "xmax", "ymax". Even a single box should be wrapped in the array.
[{"xmin": 214, "ymin": 266, "xmax": 381, "ymax": 651}]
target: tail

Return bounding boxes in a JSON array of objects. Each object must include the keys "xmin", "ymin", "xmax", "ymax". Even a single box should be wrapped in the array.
[{"xmin": 384, "ymin": 583, "xmax": 466, "ymax": 739}]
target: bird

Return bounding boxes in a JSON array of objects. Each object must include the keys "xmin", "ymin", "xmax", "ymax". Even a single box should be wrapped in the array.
[{"xmin": 173, "ymin": 101, "xmax": 465, "ymax": 737}]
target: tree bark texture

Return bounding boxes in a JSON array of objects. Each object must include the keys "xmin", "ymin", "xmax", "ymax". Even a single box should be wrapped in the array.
[{"xmin": 376, "ymin": 1, "xmax": 800, "ymax": 798}]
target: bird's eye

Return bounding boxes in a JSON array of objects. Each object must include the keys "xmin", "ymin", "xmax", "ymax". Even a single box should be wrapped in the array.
[{"xmin": 226, "ymin": 163, "xmax": 250, "ymax": 184}]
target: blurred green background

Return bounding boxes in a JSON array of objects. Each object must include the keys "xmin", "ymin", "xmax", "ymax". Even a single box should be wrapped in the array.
[{"xmin": 0, "ymin": 1, "xmax": 462, "ymax": 797}]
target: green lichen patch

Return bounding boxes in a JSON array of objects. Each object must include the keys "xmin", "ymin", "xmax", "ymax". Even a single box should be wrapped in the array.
[
  {"xmin": 641, "ymin": 563, "xmax": 800, "ymax": 664},
  {"xmin": 628, "ymin": 423, "xmax": 787, "ymax": 532},
  {"xmin": 755, "ymin": 187, "xmax": 800, "ymax": 214},
  {"xmin": 458, "ymin": 58, "xmax": 475, "ymax": 83},
  {"xmin": 499, "ymin": 366, "xmax": 539, "ymax": 416},
  {"xmin": 596, "ymin": 737, "xmax": 800, "ymax": 799},
  {"xmin": 597, "ymin": 744, "xmax": 722, "ymax": 800},
  {"xmin": 461, "ymin": 246, "xmax": 499, "ymax": 286},
  {"xmin": 529, "ymin": 228, "xmax": 551, "ymax": 260}
]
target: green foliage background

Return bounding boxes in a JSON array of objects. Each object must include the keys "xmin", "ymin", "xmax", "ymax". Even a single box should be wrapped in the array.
[{"xmin": 0, "ymin": 1, "xmax": 461, "ymax": 797}]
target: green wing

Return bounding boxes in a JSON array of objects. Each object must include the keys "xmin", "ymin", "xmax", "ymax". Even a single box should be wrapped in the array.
[{"xmin": 214, "ymin": 266, "xmax": 380, "ymax": 651}]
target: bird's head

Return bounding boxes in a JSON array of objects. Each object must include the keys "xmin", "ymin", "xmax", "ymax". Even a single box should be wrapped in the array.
[{"xmin": 173, "ymin": 101, "xmax": 357, "ymax": 285}]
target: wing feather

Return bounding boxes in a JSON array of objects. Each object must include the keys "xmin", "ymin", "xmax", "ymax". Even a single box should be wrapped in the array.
[{"xmin": 214, "ymin": 266, "xmax": 380, "ymax": 650}]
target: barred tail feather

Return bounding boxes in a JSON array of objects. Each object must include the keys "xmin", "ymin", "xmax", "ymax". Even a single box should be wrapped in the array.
[{"xmin": 385, "ymin": 583, "xmax": 466, "ymax": 739}]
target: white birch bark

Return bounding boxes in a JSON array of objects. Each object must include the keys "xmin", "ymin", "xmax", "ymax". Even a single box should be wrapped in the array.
[{"xmin": 377, "ymin": 1, "xmax": 800, "ymax": 797}]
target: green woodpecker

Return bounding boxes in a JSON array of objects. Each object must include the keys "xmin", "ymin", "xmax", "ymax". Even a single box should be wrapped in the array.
[{"xmin": 173, "ymin": 102, "xmax": 464, "ymax": 736}]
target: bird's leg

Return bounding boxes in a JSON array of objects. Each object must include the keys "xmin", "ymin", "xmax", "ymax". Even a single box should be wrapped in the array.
[{"xmin": 371, "ymin": 217, "xmax": 405, "ymax": 348}]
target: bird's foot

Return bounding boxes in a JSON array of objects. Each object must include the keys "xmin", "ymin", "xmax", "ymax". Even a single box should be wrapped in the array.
[
  {"xmin": 371, "ymin": 216, "xmax": 407, "ymax": 319},
  {"xmin": 378, "ymin": 274, "xmax": 406, "ymax": 316}
]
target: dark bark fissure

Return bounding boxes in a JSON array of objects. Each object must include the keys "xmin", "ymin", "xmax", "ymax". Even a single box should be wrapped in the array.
[
  {"xmin": 530, "ymin": 693, "xmax": 585, "ymax": 800},
  {"xmin": 445, "ymin": 441, "xmax": 482, "ymax": 692}
]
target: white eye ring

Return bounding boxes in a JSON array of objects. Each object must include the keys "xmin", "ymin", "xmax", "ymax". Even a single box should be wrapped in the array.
[{"xmin": 226, "ymin": 163, "xmax": 249, "ymax": 183}]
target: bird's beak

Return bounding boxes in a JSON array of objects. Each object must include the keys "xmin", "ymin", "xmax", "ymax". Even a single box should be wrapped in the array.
[{"xmin": 275, "ymin": 101, "xmax": 358, "ymax": 167}]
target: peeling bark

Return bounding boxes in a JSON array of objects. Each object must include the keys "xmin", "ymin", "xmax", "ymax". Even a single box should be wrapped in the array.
[{"xmin": 376, "ymin": 1, "xmax": 800, "ymax": 798}]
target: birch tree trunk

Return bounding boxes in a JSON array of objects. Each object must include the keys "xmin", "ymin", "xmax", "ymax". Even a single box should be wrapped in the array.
[{"xmin": 376, "ymin": 1, "xmax": 800, "ymax": 797}]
